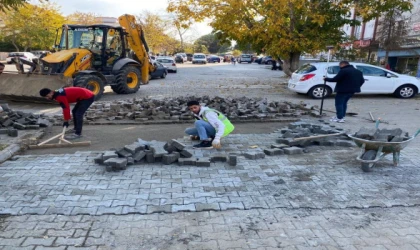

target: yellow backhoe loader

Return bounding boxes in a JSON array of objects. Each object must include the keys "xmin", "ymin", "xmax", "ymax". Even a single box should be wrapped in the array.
[{"xmin": 0, "ymin": 14, "xmax": 155, "ymax": 102}]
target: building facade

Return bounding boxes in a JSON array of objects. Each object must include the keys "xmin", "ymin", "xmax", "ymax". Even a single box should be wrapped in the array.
[{"xmin": 377, "ymin": 0, "xmax": 420, "ymax": 76}]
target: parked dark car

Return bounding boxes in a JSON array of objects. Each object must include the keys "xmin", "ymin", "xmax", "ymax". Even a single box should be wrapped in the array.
[
  {"xmin": 186, "ymin": 53, "xmax": 193, "ymax": 62},
  {"xmin": 261, "ymin": 56, "xmax": 273, "ymax": 64},
  {"xmin": 207, "ymin": 55, "xmax": 220, "ymax": 63},
  {"xmin": 150, "ymin": 62, "xmax": 168, "ymax": 79},
  {"xmin": 254, "ymin": 57, "xmax": 263, "ymax": 64},
  {"xmin": 175, "ymin": 55, "xmax": 184, "ymax": 64}
]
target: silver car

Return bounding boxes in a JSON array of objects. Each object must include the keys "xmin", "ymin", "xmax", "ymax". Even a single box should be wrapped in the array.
[{"xmin": 156, "ymin": 57, "xmax": 177, "ymax": 73}]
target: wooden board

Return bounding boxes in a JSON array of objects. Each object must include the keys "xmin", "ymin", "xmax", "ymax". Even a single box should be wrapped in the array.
[{"xmin": 28, "ymin": 141, "xmax": 91, "ymax": 149}]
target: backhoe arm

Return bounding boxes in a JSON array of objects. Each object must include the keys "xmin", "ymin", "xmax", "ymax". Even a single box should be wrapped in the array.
[{"xmin": 118, "ymin": 14, "xmax": 155, "ymax": 84}]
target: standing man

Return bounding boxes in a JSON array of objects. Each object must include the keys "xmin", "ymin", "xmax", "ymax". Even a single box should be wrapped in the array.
[
  {"xmin": 324, "ymin": 61, "xmax": 364, "ymax": 123},
  {"xmin": 39, "ymin": 87, "xmax": 94, "ymax": 139},
  {"xmin": 0, "ymin": 62, "xmax": 4, "ymax": 75},
  {"xmin": 185, "ymin": 100, "xmax": 234, "ymax": 149}
]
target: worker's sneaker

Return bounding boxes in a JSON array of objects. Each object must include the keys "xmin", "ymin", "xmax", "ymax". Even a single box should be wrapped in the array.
[
  {"xmin": 330, "ymin": 117, "xmax": 345, "ymax": 123},
  {"xmin": 193, "ymin": 140, "xmax": 213, "ymax": 149},
  {"xmin": 65, "ymin": 133, "xmax": 82, "ymax": 140},
  {"xmin": 65, "ymin": 128, "xmax": 76, "ymax": 134}
]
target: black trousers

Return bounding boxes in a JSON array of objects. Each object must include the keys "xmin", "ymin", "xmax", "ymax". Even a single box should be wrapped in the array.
[{"xmin": 72, "ymin": 96, "xmax": 94, "ymax": 135}]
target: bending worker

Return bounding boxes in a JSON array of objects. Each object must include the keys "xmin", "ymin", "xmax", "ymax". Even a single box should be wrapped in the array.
[
  {"xmin": 39, "ymin": 87, "xmax": 94, "ymax": 140},
  {"xmin": 185, "ymin": 100, "xmax": 234, "ymax": 149}
]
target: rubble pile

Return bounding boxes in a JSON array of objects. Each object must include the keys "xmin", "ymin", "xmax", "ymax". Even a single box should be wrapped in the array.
[
  {"xmin": 354, "ymin": 127, "xmax": 409, "ymax": 142},
  {"xmin": 94, "ymin": 138, "xmax": 237, "ymax": 172},
  {"xmin": 0, "ymin": 103, "xmax": 52, "ymax": 137},
  {"xmin": 268, "ymin": 121, "xmax": 355, "ymax": 154},
  {"xmin": 80, "ymin": 96, "xmax": 309, "ymax": 122}
]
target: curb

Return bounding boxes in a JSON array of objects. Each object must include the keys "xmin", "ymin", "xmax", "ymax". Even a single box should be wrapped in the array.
[
  {"xmin": 0, "ymin": 144, "xmax": 21, "ymax": 164},
  {"xmin": 0, "ymin": 130, "xmax": 45, "ymax": 164},
  {"xmin": 84, "ymin": 118, "xmax": 301, "ymax": 126}
]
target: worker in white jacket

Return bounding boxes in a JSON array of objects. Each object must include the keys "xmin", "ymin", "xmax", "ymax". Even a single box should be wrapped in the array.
[{"xmin": 185, "ymin": 100, "xmax": 235, "ymax": 149}]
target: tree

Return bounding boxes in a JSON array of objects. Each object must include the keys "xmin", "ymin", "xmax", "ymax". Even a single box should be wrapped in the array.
[
  {"xmin": 66, "ymin": 11, "xmax": 97, "ymax": 25},
  {"xmin": 168, "ymin": 0, "xmax": 414, "ymax": 76},
  {"xmin": 0, "ymin": 2, "xmax": 65, "ymax": 51},
  {"xmin": 136, "ymin": 11, "xmax": 180, "ymax": 55},
  {"xmin": 194, "ymin": 33, "xmax": 230, "ymax": 54},
  {"xmin": 376, "ymin": 7, "xmax": 413, "ymax": 68},
  {"xmin": 0, "ymin": 0, "xmax": 47, "ymax": 11}
]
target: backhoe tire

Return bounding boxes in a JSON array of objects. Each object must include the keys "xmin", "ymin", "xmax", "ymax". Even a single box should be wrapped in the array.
[
  {"xmin": 73, "ymin": 74, "xmax": 105, "ymax": 101},
  {"xmin": 112, "ymin": 65, "xmax": 141, "ymax": 94}
]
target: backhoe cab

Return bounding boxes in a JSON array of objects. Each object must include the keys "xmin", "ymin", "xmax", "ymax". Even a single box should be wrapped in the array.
[{"xmin": 0, "ymin": 14, "xmax": 155, "ymax": 102}]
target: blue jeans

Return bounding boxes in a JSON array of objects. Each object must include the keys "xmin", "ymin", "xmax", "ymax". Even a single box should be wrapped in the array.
[
  {"xmin": 185, "ymin": 120, "xmax": 216, "ymax": 140},
  {"xmin": 72, "ymin": 96, "xmax": 94, "ymax": 135},
  {"xmin": 335, "ymin": 93, "xmax": 354, "ymax": 119}
]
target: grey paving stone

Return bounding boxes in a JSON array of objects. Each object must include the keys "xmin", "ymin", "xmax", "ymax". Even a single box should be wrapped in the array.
[
  {"xmin": 162, "ymin": 153, "xmax": 180, "ymax": 165},
  {"xmin": 171, "ymin": 204, "xmax": 196, "ymax": 212},
  {"xmin": 196, "ymin": 157, "xmax": 211, "ymax": 167},
  {"xmin": 219, "ymin": 202, "xmax": 245, "ymax": 210},
  {"xmin": 264, "ymin": 148, "xmax": 284, "ymax": 156},
  {"xmin": 211, "ymin": 154, "xmax": 227, "ymax": 162},
  {"xmin": 179, "ymin": 149, "xmax": 193, "ymax": 158},
  {"xmin": 146, "ymin": 205, "xmax": 172, "ymax": 213},
  {"xmin": 22, "ymin": 237, "xmax": 56, "ymax": 246},
  {"xmin": 171, "ymin": 139, "xmax": 186, "ymax": 150},
  {"xmin": 228, "ymin": 154, "xmax": 237, "ymax": 166},
  {"xmin": 132, "ymin": 151, "xmax": 147, "ymax": 162},
  {"xmin": 178, "ymin": 157, "xmax": 196, "ymax": 166},
  {"xmin": 195, "ymin": 203, "xmax": 221, "ymax": 212},
  {"xmin": 283, "ymin": 146, "xmax": 304, "ymax": 155},
  {"xmin": 244, "ymin": 151, "xmax": 265, "ymax": 160}
]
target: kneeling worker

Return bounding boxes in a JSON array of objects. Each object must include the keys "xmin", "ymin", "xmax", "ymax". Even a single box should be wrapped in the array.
[
  {"xmin": 185, "ymin": 100, "xmax": 234, "ymax": 149},
  {"xmin": 39, "ymin": 87, "xmax": 94, "ymax": 140}
]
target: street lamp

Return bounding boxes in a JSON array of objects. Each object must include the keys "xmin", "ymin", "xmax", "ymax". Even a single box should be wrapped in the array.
[{"xmin": 319, "ymin": 45, "xmax": 334, "ymax": 116}]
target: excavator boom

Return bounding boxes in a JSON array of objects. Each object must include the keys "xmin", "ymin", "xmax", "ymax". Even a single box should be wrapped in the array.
[{"xmin": 118, "ymin": 14, "xmax": 155, "ymax": 83}]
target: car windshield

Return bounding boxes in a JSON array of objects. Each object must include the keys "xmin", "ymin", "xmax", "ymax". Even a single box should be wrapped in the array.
[
  {"xmin": 157, "ymin": 59, "xmax": 173, "ymax": 63},
  {"xmin": 295, "ymin": 64, "xmax": 317, "ymax": 74},
  {"xmin": 241, "ymin": 55, "xmax": 251, "ymax": 58},
  {"xmin": 194, "ymin": 55, "xmax": 205, "ymax": 58},
  {"xmin": 8, "ymin": 53, "xmax": 23, "ymax": 57},
  {"xmin": 59, "ymin": 27, "xmax": 104, "ymax": 50}
]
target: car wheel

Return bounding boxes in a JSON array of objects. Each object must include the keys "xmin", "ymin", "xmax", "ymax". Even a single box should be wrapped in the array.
[
  {"xmin": 161, "ymin": 72, "xmax": 166, "ymax": 79},
  {"xmin": 308, "ymin": 85, "xmax": 331, "ymax": 99},
  {"xmin": 394, "ymin": 84, "xmax": 417, "ymax": 98}
]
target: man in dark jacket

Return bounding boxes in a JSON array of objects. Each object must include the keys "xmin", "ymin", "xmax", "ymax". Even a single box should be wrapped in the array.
[
  {"xmin": 324, "ymin": 61, "xmax": 364, "ymax": 123},
  {"xmin": 39, "ymin": 87, "xmax": 94, "ymax": 139}
]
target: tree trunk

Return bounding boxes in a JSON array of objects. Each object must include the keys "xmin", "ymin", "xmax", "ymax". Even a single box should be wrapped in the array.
[
  {"xmin": 384, "ymin": 50, "xmax": 389, "ymax": 69},
  {"xmin": 283, "ymin": 52, "xmax": 301, "ymax": 76}
]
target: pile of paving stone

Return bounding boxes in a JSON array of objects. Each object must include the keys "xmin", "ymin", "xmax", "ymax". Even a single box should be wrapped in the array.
[
  {"xmin": 271, "ymin": 120, "xmax": 355, "ymax": 151},
  {"xmin": 0, "ymin": 103, "xmax": 52, "ymax": 137},
  {"xmin": 94, "ymin": 138, "xmax": 237, "ymax": 172},
  {"xmin": 354, "ymin": 127, "xmax": 410, "ymax": 142},
  {"xmin": 78, "ymin": 96, "xmax": 309, "ymax": 122}
]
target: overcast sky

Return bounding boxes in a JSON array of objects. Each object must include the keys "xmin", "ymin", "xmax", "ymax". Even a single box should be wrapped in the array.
[{"xmin": 31, "ymin": 0, "xmax": 212, "ymax": 39}]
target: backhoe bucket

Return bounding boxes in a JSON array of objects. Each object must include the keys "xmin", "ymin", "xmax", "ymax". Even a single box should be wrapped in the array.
[{"xmin": 0, "ymin": 72, "xmax": 68, "ymax": 103}]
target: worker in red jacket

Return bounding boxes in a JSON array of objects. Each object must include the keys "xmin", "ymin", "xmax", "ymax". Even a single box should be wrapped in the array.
[{"xmin": 39, "ymin": 87, "xmax": 95, "ymax": 139}]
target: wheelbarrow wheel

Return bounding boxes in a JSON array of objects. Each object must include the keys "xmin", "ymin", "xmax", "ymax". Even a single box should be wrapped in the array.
[{"xmin": 361, "ymin": 150, "xmax": 377, "ymax": 172}]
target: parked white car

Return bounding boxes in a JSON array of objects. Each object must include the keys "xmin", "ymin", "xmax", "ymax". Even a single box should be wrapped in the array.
[
  {"xmin": 288, "ymin": 62, "xmax": 420, "ymax": 99},
  {"xmin": 6, "ymin": 52, "xmax": 37, "ymax": 64},
  {"xmin": 156, "ymin": 57, "xmax": 177, "ymax": 73},
  {"xmin": 192, "ymin": 53, "xmax": 207, "ymax": 64},
  {"xmin": 238, "ymin": 54, "xmax": 252, "ymax": 63}
]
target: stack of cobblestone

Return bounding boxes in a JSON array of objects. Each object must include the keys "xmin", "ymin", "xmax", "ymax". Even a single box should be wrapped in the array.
[
  {"xmin": 0, "ymin": 103, "xmax": 52, "ymax": 136},
  {"xmin": 354, "ymin": 127, "xmax": 409, "ymax": 142},
  {"xmin": 94, "ymin": 138, "xmax": 237, "ymax": 172},
  {"xmin": 265, "ymin": 120, "xmax": 354, "ymax": 155},
  {"xmin": 76, "ymin": 96, "xmax": 308, "ymax": 122}
]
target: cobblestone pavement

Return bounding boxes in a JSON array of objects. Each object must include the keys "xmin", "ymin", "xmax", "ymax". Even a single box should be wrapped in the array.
[
  {"xmin": 3, "ymin": 63, "xmax": 420, "ymax": 249},
  {"xmin": 1, "ymin": 128, "xmax": 420, "ymax": 249}
]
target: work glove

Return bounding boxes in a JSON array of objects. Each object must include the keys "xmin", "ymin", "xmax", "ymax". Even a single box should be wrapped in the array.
[
  {"xmin": 63, "ymin": 121, "xmax": 69, "ymax": 128},
  {"xmin": 212, "ymin": 138, "xmax": 222, "ymax": 149}
]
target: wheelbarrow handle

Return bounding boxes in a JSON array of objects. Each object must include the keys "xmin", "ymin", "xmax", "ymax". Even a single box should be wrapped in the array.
[{"xmin": 414, "ymin": 129, "xmax": 420, "ymax": 138}]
